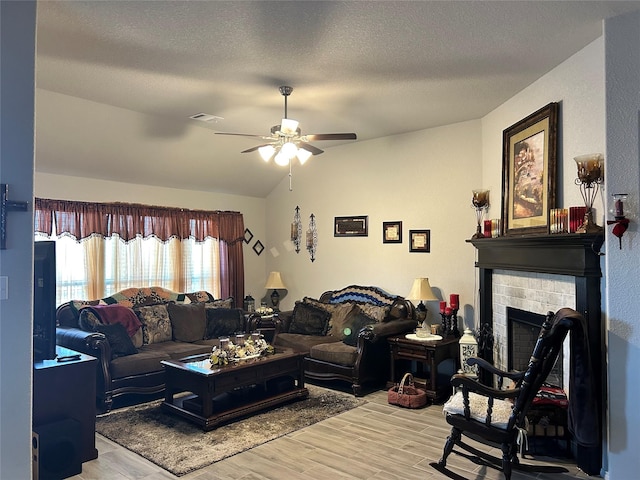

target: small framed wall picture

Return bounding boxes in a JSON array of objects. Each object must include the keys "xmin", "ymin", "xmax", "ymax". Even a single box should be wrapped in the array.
[
  {"xmin": 383, "ymin": 221, "xmax": 402, "ymax": 244},
  {"xmin": 244, "ymin": 228, "xmax": 254, "ymax": 244},
  {"xmin": 409, "ymin": 229, "xmax": 431, "ymax": 252},
  {"xmin": 334, "ymin": 216, "xmax": 368, "ymax": 237}
]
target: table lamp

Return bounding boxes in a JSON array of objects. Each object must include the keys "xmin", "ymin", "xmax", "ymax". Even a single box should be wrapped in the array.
[
  {"xmin": 264, "ymin": 271, "xmax": 287, "ymax": 311},
  {"xmin": 406, "ymin": 278, "xmax": 438, "ymax": 329}
]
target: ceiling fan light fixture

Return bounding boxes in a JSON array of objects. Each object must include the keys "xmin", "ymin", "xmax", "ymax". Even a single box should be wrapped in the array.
[
  {"xmin": 281, "ymin": 141, "xmax": 298, "ymax": 159},
  {"xmin": 297, "ymin": 147, "xmax": 312, "ymax": 165},
  {"xmin": 280, "ymin": 118, "xmax": 299, "ymax": 135},
  {"xmin": 258, "ymin": 145, "xmax": 275, "ymax": 162},
  {"xmin": 274, "ymin": 150, "xmax": 290, "ymax": 166}
]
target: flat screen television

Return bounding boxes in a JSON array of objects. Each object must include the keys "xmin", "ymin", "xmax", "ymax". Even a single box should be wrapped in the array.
[{"xmin": 33, "ymin": 241, "xmax": 57, "ymax": 361}]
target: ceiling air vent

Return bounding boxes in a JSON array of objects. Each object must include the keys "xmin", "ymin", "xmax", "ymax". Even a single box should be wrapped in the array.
[{"xmin": 189, "ymin": 113, "xmax": 223, "ymax": 123}]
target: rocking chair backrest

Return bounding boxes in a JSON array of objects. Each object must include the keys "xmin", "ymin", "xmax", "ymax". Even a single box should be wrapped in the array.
[{"xmin": 508, "ymin": 308, "xmax": 580, "ymax": 431}]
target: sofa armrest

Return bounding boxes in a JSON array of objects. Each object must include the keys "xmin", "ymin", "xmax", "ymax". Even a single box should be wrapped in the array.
[
  {"xmin": 56, "ymin": 326, "xmax": 113, "ymax": 404},
  {"xmin": 56, "ymin": 326, "xmax": 109, "ymax": 358},
  {"xmin": 273, "ymin": 310, "xmax": 294, "ymax": 333},
  {"xmin": 369, "ymin": 318, "xmax": 417, "ymax": 340}
]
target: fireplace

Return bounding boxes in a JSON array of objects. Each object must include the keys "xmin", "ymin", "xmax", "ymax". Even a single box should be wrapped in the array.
[
  {"xmin": 469, "ymin": 233, "xmax": 604, "ymax": 476},
  {"xmin": 507, "ymin": 307, "xmax": 563, "ymax": 388}
]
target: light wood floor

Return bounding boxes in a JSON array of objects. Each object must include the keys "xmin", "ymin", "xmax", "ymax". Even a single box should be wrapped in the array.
[{"xmin": 70, "ymin": 387, "xmax": 595, "ymax": 480}]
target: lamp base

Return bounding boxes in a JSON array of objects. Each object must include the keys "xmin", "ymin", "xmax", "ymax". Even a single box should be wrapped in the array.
[{"xmin": 576, "ymin": 209, "xmax": 603, "ymax": 234}]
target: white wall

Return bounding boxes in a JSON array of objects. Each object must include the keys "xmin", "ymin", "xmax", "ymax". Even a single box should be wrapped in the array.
[
  {"xmin": 604, "ymin": 11, "xmax": 640, "ymax": 478},
  {"xmin": 35, "ymin": 173, "xmax": 267, "ymax": 302},
  {"xmin": 0, "ymin": 2, "xmax": 37, "ymax": 477},
  {"xmin": 482, "ymin": 38, "xmax": 606, "ymax": 220},
  {"xmin": 265, "ymin": 120, "xmax": 482, "ymax": 329}
]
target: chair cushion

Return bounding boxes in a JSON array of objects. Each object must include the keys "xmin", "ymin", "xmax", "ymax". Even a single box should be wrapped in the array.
[
  {"xmin": 274, "ymin": 333, "xmax": 340, "ymax": 353},
  {"xmin": 443, "ymin": 391, "xmax": 515, "ymax": 429},
  {"xmin": 93, "ymin": 323, "xmax": 138, "ymax": 359},
  {"xmin": 167, "ymin": 302, "xmax": 207, "ymax": 342},
  {"xmin": 309, "ymin": 341, "xmax": 358, "ymax": 367},
  {"xmin": 134, "ymin": 304, "xmax": 173, "ymax": 344},
  {"xmin": 288, "ymin": 302, "xmax": 331, "ymax": 336}
]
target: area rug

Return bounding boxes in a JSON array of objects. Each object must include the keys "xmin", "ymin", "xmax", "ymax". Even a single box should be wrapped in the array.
[{"xmin": 96, "ymin": 385, "xmax": 365, "ymax": 476}]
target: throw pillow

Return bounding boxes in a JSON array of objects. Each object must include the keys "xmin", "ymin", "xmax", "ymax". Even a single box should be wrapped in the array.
[
  {"xmin": 357, "ymin": 303, "xmax": 389, "ymax": 323},
  {"xmin": 78, "ymin": 307, "xmax": 103, "ymax": 331},
  {"xmin": 289, "ymin": 302, "xmax": 331, "ymax": 336},
  {"xmin": 134, "ymin": 304, "xmax": 173, "ymax": 345},
  {"xmin": 302, "ymin": 298, "xmax": 356, "ymax": 337},
  {"xmin": 205, "ymin": 308, "xmax": 245, "ymax": 339},
  {"xmin": 168, "ymin": 302, "xmax": 207, "ymax": 342},
  {"xmin": 93, "ymin": 323, "xmax": 138, "ymax": 359},
  {"xmin": 205, "ymin": 297, "xmax": 234, "ymax": 309},
  {"xmin": 342, "ymin": 310, "xmax": 377, "ymax": 346}
]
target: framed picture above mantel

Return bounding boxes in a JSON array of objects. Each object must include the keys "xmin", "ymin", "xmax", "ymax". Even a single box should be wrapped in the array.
[{"xmin": 501, "ymin": 102, "xmax": 558, "ymax": 236}]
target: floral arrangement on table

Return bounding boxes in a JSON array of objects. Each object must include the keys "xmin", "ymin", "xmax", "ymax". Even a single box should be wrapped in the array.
[
  {"xmin": 255, "ymin": 305, "xmax": 274, "ymax": 315},
  {"xmin": 209, "ymin": 335, "xmax": 275, "ymax": 366}
]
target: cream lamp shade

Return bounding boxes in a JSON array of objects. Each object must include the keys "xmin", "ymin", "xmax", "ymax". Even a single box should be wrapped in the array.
[
  {"xmin": 406, "ymin": 278, "xmax": 438, "ymax": 302},
  {"xmin": 407, "ymin": 278, "xmax": 438, "ymax": 326},
  {"xmin": 264, "ymin": 271, "xmax": 287, "ymax": 290}
]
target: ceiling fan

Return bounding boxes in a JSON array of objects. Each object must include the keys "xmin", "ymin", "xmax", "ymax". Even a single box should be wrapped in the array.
[{"xmin": 215, "ymin": 86, "xmax": 357, "ymax": 167}]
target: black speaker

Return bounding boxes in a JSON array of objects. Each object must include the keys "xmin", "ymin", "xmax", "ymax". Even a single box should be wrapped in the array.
[{"xmin": 32, "ymin": 418, "xmax": 82, "ymax": 480}]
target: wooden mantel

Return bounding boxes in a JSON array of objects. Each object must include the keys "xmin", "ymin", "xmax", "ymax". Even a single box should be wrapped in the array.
[
  {"xmin": 467, "ymin": 232, "xmax": 605, "ymax": 476},
  {"xmin": 467, "ymin": 233, "xmax": 604, "ymax": 277}
]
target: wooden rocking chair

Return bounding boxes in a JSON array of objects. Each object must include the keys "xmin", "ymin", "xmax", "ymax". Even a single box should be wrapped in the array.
[{"xmin": 437, "ymin": 308, "xmax": 583, "ymax": 480}]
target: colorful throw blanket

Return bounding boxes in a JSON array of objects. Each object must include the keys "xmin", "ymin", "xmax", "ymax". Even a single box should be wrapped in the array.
[{"xmin": 83, "ymin": 304, "xmax": 142, "ymax": 336}]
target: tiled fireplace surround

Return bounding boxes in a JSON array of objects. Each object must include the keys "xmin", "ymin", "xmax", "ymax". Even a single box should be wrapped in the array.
[
  {"xmin": 492, "ymin": 270, "xmax": 575, "ymax": 388},
  {"xmin": 469, "ymin": 233, "xmax": 604, "ymax": 476}
]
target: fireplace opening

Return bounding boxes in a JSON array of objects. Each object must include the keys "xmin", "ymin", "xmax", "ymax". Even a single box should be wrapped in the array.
[{"xmin": 507, "ymin": 307, "xmax": 563, "ymax": 388}]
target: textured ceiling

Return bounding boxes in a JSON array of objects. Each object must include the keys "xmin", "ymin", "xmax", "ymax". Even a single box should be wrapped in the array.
[{"xmin": 34, "ymin": 1, "xmax": 640, "ymax": 197}]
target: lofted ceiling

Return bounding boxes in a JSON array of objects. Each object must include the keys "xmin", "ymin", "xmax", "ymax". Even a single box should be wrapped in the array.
[{"xmin": 34, "ymin": 1, "xmax": 640, "ymax": 198}]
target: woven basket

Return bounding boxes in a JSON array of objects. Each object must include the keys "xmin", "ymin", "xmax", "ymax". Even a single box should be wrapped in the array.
[{"xmin": 388, "ymin": 373, "xmax": 428, "ymax": 409}]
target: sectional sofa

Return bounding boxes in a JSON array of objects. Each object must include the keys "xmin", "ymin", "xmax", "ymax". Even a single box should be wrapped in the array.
[{"xmin": 55, "ymin": 286, "xmax": 246, "ymax": 412}]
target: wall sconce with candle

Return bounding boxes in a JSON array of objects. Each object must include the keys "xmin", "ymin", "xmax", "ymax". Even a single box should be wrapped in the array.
[
  {"xmin": 607, "ymin": 193, "xmax": 630, "ymax": 249},
  {"xmin": 574, "ymin": 153, "xmax": 604, "ymax": 233},
  {"xmin": 291, "ymin": 205, "xmax": 302, "ymax": 253},
  {"xmin": 306, "ymin": 213, "xmax": 317, "ymax": 262}
]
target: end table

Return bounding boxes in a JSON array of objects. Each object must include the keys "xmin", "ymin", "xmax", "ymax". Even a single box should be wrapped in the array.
[{"xmin": 387, "ymin": 335, "xmax": 460, "ymax": 403}]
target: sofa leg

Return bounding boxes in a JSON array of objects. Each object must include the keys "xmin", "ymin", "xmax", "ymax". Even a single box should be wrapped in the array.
[
  {"xmin": 352, "ymin": 383, "xmax": 362, "ymax": 396},
  {"xmin": 100, "ymin": 395, "xmax": 113, "ymax": 413}
]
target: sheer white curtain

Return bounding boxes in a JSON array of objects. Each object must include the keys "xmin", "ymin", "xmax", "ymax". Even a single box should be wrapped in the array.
[{"xmin": 37, "ymin": 233, "xmax": 221, "ymax": 303}]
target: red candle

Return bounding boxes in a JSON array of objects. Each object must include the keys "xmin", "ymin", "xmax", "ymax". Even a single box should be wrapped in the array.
[
  {"xmin": 450, "ymin": 294, "xmax": 459, "ymax": 310},
  {"xmin": 445, "ymin": 307, "xmax": 452, "ymax": 315},
  {"xmin": 439, "ymin": 301, "xmax": 447, "ymax": 314}
]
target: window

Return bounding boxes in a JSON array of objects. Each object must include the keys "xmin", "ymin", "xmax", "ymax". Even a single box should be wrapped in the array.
[{"xmin": 35, "ymin": 199, "xmax": 244, "ymax": 304}]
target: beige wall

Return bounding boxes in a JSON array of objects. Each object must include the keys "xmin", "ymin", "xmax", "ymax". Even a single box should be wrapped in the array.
[
  {"xmin": 265, "ymin": 120, "xmax": 482, "ymax": 330},
  {"xmin": 35, "ymin": 173, "xmax": 268, "ymax": 301}
]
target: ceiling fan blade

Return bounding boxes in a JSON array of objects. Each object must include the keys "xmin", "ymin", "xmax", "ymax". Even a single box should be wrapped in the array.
[
  {"xmin": 215, "ymin": 132, "xmax": 266, "ymax": 138},
  {"xmin": 305, "ymin": 133, "xmax": 357, "ymax": 141},
  {"xmin": 298, "ymin": 142, "xmax": 324, "ymax": 155},
  {"xmin": 240, "ymin": 144, "xmax": 274, "ymax": 154}
]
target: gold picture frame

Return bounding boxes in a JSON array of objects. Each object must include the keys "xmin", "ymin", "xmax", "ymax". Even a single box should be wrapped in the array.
[{"xmin": 501, "ymin": 102, "xmax": 558, "ymax": 236}]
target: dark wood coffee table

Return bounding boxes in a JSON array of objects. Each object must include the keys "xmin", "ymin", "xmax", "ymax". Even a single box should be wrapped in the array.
[{"xmin": 161, "ymin": 349, "xmax": 308, "ymax": 430}]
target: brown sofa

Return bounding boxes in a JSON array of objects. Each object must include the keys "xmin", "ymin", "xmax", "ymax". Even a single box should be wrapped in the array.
[
  {"xmin": 270, "ymin": 285, "xmax": 417, "ymax": 395},
  {"xmin": 55, "ymin": 286, "xmax": 247, "ymax": 412}
]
